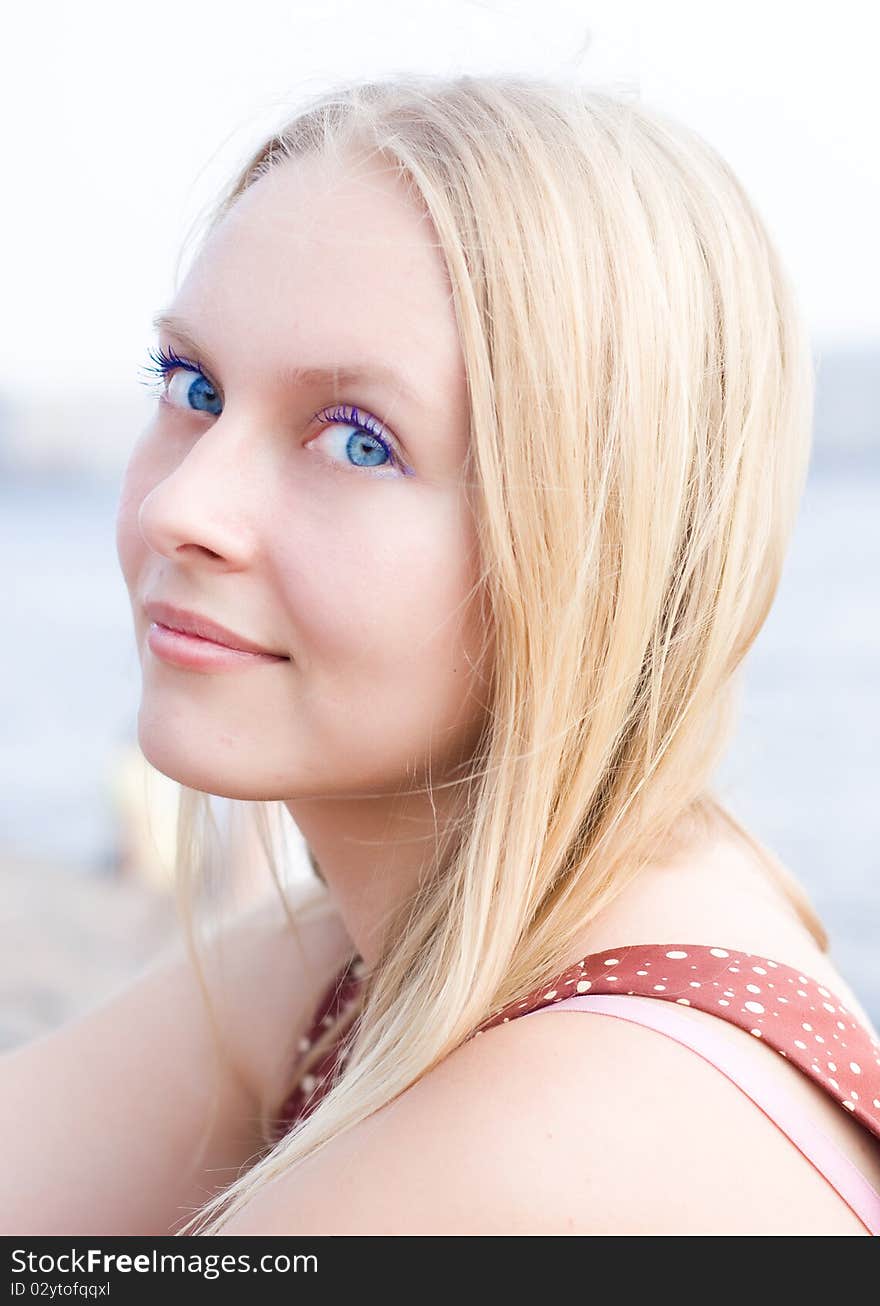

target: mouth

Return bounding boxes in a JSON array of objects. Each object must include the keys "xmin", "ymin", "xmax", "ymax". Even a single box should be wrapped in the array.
[
  {"xmin": 146, "ymin": 621, "xmax": 289, "ymax": 672},
  {"xmin": 143, "ymin": 599, "xmax": 289, "ymax": 658}
]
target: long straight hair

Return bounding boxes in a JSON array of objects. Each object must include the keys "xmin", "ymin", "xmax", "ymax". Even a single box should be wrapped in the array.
[{"xmin": 163, "ymin": 72, "xmax": 825, "ymax": 1234}]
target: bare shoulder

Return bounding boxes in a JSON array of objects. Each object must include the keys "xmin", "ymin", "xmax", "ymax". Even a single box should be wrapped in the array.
[
  {"xmin": 219, "ymin": 994, "xmax": 870, "ymax": 1236},
  {"xmin": 221, "ymin": 827, "xmax": 876, "ymax": 1236}
]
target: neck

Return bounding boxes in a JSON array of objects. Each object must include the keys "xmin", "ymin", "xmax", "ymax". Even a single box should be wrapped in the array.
[{"xmin": 284, "ymin": 782, "xmax": 467, "ymax": 969}]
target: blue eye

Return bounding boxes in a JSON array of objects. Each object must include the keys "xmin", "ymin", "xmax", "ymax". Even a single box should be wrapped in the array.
[
  {"xmin": 311, "ymin": 404, "xmax": 403, "ymax": 477},
  {"xmin": 139, "ymin": 344, "xmax": 222, "ymax": 416},
  {"xmin": 138, "ymin": 347, "xmax": 410, "ymax": 477}
]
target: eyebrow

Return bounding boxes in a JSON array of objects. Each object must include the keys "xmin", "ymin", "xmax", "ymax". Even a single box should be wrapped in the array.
[{"xmin": 151, "ymin": 311, "xmax": 422, "ymax": 408}]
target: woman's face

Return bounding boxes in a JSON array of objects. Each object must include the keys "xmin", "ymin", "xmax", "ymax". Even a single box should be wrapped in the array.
[{"xmin": 116, "ymin": 147, "xmax": 490, "ymax": 801}]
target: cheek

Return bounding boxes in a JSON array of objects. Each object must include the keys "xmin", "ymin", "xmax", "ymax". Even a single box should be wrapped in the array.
[
  {"xmin": 276, "ymin": 493, "xmax": 488, "ymax": 767},
  {"xmin": 278, "ymin": 492, "xmax": 479, "ymax": 662}
]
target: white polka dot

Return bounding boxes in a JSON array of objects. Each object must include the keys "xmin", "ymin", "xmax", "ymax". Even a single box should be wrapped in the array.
[
  {"xmin": 873, "ymin": 1099, "xmax": 880, "ymax": 1109},
  {"xmin": 709, "ymin": 948, "xmax": 729, "ymax": 958},
  {"xmin": 607, "ymin": 975, "xmax": 619, "ymax": 982},
  {"xmin": 752, "ymin": 966, "xmax": 767, "ymax": 975},
  {"xmin": 718, "ymin": 999, "xmax": 729, "ymax": 1006},
  {"xmin": 836, "ymin": 1020, "xmax": 846, "ymax": 1029},
  {"xmin": 502, "ymin": 1017, "xmax": 509, "ymax": 1023},
  {"xmin": 744, "ymin": 1001, "xmax": 764, "ymax": 1015},
  {"xmin": 297, "ymin": 1036, "xmax": 312, "ymax": 1052},
  {"xmin": 794, "ymin": 1040, "xmax": 807, "ymax": 1050},
  {"xmin": 843, "ymin": 1100, "xmax": 856, "ymax": 1112},
  {"xmin": 723, "ymin": 990, "xmax": 735, "ymax": 998},
  {"xmin": 828, "ymin": 1061, "xmax": 837, "ymax": 1072},
  {"xmin": 815, "ymin": 1035, "xmax": 825, "ymax": 1043},
  {"xmin": 850, "ymin": 1090, "xmax": 859, "ymax": 1101},
  {"xmin": 544, "ymin": 990, "xmax": 558, "ymax": 1001},
  {"xmin": 818, "ymin": 986, "xmax": 830, "ymax": 998},
  {"xmin": 653, "ymin": 984, "xmax": 667, "ymax": 991},
  {"xmin": 666, "ymin": 950, "xmax": 689, "ymax": 959},
  {"xmin": 746, "ymin": 984, "xmax": 762, "ymax": 994},
  {"xmin": 676, "ymin": 998, "xmax": 691, "ymax": 1005},
  {"xmin": 750, "ymin": 1029, "xmax": 762, "ymax": 1038},
  {"xmin": 689, "ymin": 981, "xmax": 702, "ymax": 988},
  {"xmin": 576, "ymin": 979, "xmax": 591, "ymax": 993},
  {"xmin": 636, "ymin": 970, "xmax": 648, "ymax": 976},
  {"xmin": 767, "ymin": 961, "xmax": 778, "ymax": 968},
  {"xmin": 301, "ymin": 1074, "xmax": 317, "ymax": 1093},
  {"xmin": 850, "ymin": 1062, "xmax": 861, "ymax": 1074},
  {"xmin": 604, "ymin": 958, "xmax": 619, "ymax": 966},
  {"xmin": 802, "ymin": 1023, "xmax": 813, "ymax": 1032},
  {"xmin": 822, "ymin": 1002, "xmax": 836, "ymax": 1013},
  {"xmin": 797, "ymin": 989, "xmax": 808, "ymax": 998}
]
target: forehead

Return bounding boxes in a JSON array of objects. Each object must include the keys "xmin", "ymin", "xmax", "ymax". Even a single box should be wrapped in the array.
[{"xmin": 175, "ymin": 150, "xmax": 464, "ymax": 396}]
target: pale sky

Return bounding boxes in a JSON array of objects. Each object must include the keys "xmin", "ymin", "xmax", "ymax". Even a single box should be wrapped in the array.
[{"xmin": 1, "ymin": 0, "xmax": 877, "ymax": 391}]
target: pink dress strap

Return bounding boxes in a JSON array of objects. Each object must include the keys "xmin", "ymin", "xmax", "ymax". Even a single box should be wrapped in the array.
[{"xmin": 523, "ymin": 992, "xmax": 880, "ymax": 1235}]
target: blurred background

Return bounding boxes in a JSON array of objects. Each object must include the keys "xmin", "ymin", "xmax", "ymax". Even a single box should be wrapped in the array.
[{"xmin": 1, "ymin": 0, "xmax": 878, "ymax": 1048}]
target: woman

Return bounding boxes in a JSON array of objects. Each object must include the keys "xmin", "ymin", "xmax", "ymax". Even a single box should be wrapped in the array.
[{"xmin": 4, "ymin": 72, "xmax": 878, "ymax": 1237}]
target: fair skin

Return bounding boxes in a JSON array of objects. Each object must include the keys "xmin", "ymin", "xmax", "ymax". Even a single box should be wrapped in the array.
[
  {"xmin": 116, "ymin": 145, "xmax": 490, "ymax": 971},
  {"xmin": 219, "ymin": 833, "xmax": 880, "ymax": 1236},
  {"xmin": 109, "ymin": 145, "xmax": 880, "ymax": 1232}
]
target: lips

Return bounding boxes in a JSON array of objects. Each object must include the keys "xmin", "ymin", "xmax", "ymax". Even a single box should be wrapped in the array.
[{"xmin": 143, "ymin": 599, "xmax": 288, "ymax": 657}]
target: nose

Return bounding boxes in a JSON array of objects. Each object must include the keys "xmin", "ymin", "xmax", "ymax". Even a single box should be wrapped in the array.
[{"xmin": 138, "ymin": 417, "xmax": 265, "ymax": 567}]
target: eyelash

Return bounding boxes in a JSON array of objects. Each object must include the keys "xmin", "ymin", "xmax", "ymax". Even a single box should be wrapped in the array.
[{"xmin": 138, "ymin": 344, "xmax": 405, "ymax": 476}]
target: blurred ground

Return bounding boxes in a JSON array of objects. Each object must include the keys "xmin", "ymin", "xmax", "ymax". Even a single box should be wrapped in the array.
[
  {"xmin": 0, "ymin": 756, "xmax": 305, "ymax": 1054},
  {"xmin": 0, "ymin": 854, "xmax": 177, "ymax": 1052}
]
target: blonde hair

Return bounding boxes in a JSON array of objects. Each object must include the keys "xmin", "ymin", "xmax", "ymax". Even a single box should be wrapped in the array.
[{"xmin": 162, "ymin": 71, "xmax": 826, "ymax": 1234}]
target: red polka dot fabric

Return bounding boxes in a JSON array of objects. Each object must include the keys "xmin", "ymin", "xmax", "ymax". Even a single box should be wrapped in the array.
[
  {"xmin": 274, "ymin": 943, "xmax": 880, "ymax": 1149},
  {"xmin": 272, "ymin": 955, "xmax": 365, "ymax": 1143}
]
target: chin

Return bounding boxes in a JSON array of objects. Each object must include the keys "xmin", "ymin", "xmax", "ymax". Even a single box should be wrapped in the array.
[
  {"xmin": 136, "ymin": 734, "xmax": 218, "ymax": 797},
  {"xmin": 134, "ymin": 718, "xmax": 237, "ymax": 799},
  {"xmin": 135, "ymin": 720, "xmax": 307, "ymax": 803}
]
